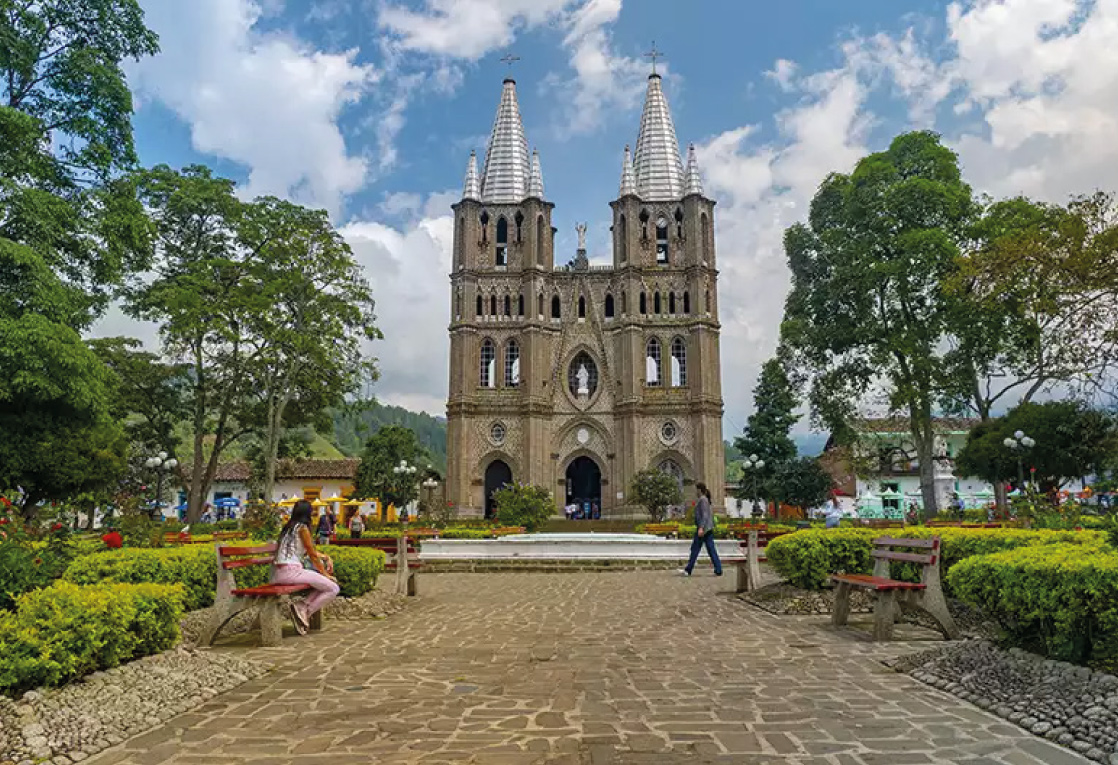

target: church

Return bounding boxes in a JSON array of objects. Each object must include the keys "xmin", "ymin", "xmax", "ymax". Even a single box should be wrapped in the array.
[{"xmin": 444, "ymin": 69, "xmax": 725, "ymax": 519}]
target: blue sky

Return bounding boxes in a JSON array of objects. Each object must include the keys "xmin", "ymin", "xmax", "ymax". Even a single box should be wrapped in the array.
[{"xmin": 102, "ymin": 0, "xmax": 1118, "ymax": 450}]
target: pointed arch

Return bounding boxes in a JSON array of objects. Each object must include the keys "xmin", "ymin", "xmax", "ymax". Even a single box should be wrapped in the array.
[
  {"xmin": 639, "ymin": 208, "xmax": 649, "ymax": 239},
  {"xmin": 645, "ymin": 338, "xmax": 662, "ymax": 387},
  {"xmin": 504, "ymin": 339, "xmax": 520, "ymax": 387},
  {"xmin": 683, "ymin": 290, "xmax": 690, "ymax": 314},
  {"xmin": 674, "ymin": 206, "xmax": 684, "ymax": 240},
  {"xmin": 618, "ymin": 213, "xmax": 628, "ymax": 263},
  {"xmin": 700, "ymin": 212, "xmax": 710, "ymax": 261},
  {"xmin": 578, "ymin": 295, "xmax": 586, "ymax": 318},
  {"xmin": 538, "ymin": 291, "xmax": 544, "ymax": 317},
  {"xmin": 654, "ymin": 291, "xmax": 662, "ymax": 314},
  {"xmin": 639, "ymin": 291, "xmax": 647, "ymax": 314},
  {"xmin": 536, "ymin": 214, "xmax": 545, "ymax": 266},
  {"xmin": 476, "ymin": 294, "xmax": 483, "ymax": 317},
  {"xmin": 456, "ymin": 288, "xmax": 462, "ymax": 320},
  {"xmin": 671, "ymin": 336, "xmax": 687, "ymax": 387},
  {"xmin": 669, "ymin": 292, "xmax": 676, "ymax": 314},
  {"xmin": 514, "ymin": 210, "xmax": 524, "ymax": 243},
  {"xmin": 480, "ymin": 338, "xmax": 496, "ymax": 388},
  {"xmin": 503, "ymin": 294, "xmax": 511, "ymax": 317},
  {"xmin": 496, "ymin": 216, "xmax": 508, "ymax": 266},
  {"xmin": 551, "ymin": 294, "xmax": 561, "ymax": 319},
  {"xmin": 518, "ymin": 293, "xmax": 524, "ymax": 316},
  {"xmin": 604, "ymin": 293, "xmax": 615, "ymax": 318},
  {"xmin": 655, "ymin": 214, "xmax": 669, "ymax": 264},
  {"xmin": 455, "ymin": 216, "xmax": 464, "ymax": 270},
  {"xmin": 621, "ymin": 291, "xmax": 627, "ymax": 314},
  {"xmin": 479, "ymin": 210, "xmax": 489, "ymax": 242},
  {"xmin": 490, "ymin": 294, "xmax": 497, "ymax": 316},
  {"xmin": 705, "ymin": 288, "xmax": 712, "ymax": 314}
]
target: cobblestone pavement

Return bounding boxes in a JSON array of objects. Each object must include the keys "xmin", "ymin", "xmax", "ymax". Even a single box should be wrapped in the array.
[{"xmin": 86, "ymin": 571, "xmax": 1089, "ymax": 765}]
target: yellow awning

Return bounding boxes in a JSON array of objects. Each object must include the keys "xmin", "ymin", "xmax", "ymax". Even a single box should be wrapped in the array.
[
  {"xmin": 323, "ymin": 495, "xmax": 347, "ymax": 502},
  {"xmin": 278, "ymin": 498, "xmax": 299, "ymax": 506},
  {"xmin": 311, "ymin": 499, "xmax": 329, "ymax": 507}
]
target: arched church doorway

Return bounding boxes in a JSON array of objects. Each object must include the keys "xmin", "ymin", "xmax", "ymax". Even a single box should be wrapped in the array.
[
  {"xmin": 565, "ymin": 456, "xmax": 602, "ymax": 518},
  {"xmin": 484, "ymin": 460, "xmax": 512, "ymax": 520}
]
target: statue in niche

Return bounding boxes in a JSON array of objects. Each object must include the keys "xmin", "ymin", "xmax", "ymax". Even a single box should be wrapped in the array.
[
  {"xmin": 576, "ymin": 364, "xmax": 590, "ymax": 396},
  {"xmin": 576, "ymin": 222, "xmax": 587, "ymax": 250}
]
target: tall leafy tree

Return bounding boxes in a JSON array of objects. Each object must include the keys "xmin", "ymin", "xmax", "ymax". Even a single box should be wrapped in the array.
[
  {"xmin": 630, "ymin": 468, "xmax": 682, "ymax": 523},
  {"xmin": 734, "ymin": 355, "xmax": 799, "ymax": 501},
  {"xmin": 781, "ymin": 131, "xmax": 977, "ymax": 516},
  {"xmin": 353, "ymin": 426, "xmax": 427, "ymax": 511},
  {"xmin": 769, "ymin": 457, "xmax": 834, "ymax": 514}
]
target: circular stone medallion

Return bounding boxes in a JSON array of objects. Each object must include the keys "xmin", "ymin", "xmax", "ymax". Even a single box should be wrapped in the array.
[
  {"xmin": 490, "ymin": 422, "xmax": 506, "ymax": 445},
  {"xmin": 577, "ymin": 427, "xmax": 590, "ymax": 445}
]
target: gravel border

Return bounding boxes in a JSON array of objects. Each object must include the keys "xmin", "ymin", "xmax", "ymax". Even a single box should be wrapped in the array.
[
  {"xmin": 890, "ymin": 641, "xmax": 1118, "ymax": 764},
  {"xmin": 0, "ymin": 647, "xmax": 268, "ymax": 765}
]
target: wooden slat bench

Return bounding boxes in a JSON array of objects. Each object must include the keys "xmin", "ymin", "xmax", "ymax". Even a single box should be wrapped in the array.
[
  {"xmin": 831, "ymin": 536, "xmax": 959, "ymax": 641},
  {"xmin": 333, "ymin": 536, "xmax": 421, "ymax": 596},
  {"xmin": 855, "ymin": 519, "xmax": 905, "ymax": 529},
  {"xmin": 197, "ymin": 543, "xmax": 321, "ymax": 647},
  {"xmin": 213, "ymin": 530, "xmax": 248, "ymax": 541},
  {"xmin": 163, "ymin": 531, "xmax": 190, "ymax": 545},
  {"xmin": 490, "ymin": 526, "xmax": 526, "ymax": 537},
  {"xmin": 642, "ymin": 523, "xmax": 680, "ymax": 538}
]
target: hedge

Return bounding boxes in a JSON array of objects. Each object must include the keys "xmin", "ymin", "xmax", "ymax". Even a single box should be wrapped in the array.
[
  {"xmin": 765, "ymin": 527, "xmax": 1108, "ymax": 590},
  {"xmin": 63, "ymin": 543, "xmax": 386, "ymax": 610},
  {"xmin": 947, "ymin": 544, "xmax": 1118, "ymax": 667},
  {"xmin": 0, "ymin": 581, "xmax": 184, "ymax": 696}
]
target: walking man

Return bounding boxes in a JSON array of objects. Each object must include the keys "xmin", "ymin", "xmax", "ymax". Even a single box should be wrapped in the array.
[{"xmin": 680, "ymin": 482, "xmax": 722, "ymax": 577}]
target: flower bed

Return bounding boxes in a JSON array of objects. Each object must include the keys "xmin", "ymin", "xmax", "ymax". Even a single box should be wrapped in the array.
[
  {"xmin": 62, "ymin": 543, "xmax": 385, "ymax": 610},
  {"xmin": 947, "ymin": 544, "xmax": 1118, "ymax": 668},
  {"xmin": 765, "ymin": 527, "xmax": 1108, "ymax": 590},
  {"xmin": 0, "ymin": 581, "xmax": 185, "ymax": 696}
]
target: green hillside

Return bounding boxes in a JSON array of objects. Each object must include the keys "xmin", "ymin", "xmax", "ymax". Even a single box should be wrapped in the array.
[{"xmin": 330, "ymin": 403, "xmax": 447, "ymax": 473}]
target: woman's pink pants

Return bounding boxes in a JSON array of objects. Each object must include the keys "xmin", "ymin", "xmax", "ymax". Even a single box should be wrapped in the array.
[{"xmin": 272, "ymin": 564, "xmax": 339, "ymax": 615}]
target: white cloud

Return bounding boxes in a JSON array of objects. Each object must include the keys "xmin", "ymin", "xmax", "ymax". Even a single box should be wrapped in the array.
[
  {"xmin": 378, "ymin": 0, "xmax": 573, "ymax": 59},
  {"xmin": 340, "ymin": 203, "xmax": 455, "ymax": 416},
  {"xmin": 130, "ymin": 0, "xmax": 375, "ymax": 216}
]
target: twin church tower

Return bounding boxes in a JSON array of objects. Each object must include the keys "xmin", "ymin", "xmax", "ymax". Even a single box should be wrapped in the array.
[{"xmin": 445, "ymin": 71, "xmax": 725, "ymax": 518}]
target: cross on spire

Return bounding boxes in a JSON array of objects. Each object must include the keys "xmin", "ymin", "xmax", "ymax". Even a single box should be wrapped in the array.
[
  {"xmin": 500, "ymin": 52, "xmax": 521, "ymax": 69},
  {"xmin": 644, "ymin": 41, "xmax": 663, "ymax": 75}
]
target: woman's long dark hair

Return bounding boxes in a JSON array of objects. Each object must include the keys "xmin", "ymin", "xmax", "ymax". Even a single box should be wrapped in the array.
[
  {"xmin": 695, "ymin": 482, "xmax": 711, "ymax": 501},
  {"xmin": 277, "ymin": 499, "xmax": 313, "ymax": 546}
]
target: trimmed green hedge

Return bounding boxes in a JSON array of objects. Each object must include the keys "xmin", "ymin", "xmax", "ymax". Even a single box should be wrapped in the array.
[
  {"xmin": 766, "ymin": 527, "xmax": 1108, "ymax": 590},
  {"xmin": 63, "ymin": 543, "xmax": 386, "ymax": 610},
  {"xmin": 0, "ymin": 581, "xmax": 185, "ymax": 696},
  {"xmin": 947, "ymin": 544, "xmax": 1118, "ymax": 667}
]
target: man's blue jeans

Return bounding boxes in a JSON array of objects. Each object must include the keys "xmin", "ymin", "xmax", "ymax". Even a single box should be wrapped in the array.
[{"xmin": 684, "ymin": 530, "xmax": 722, "ymax": 575}]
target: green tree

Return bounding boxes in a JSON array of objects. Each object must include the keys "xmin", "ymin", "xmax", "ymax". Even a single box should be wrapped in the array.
[
  {"xmin": 493, "ymin": 483, "xmax": 553, "ymax": 531},
  {"xmin": 956, "ymin": 401, "xmax": 1118, "ymax": 492},
  {"xmin": 353, "ymin": 426, "xmax": 427, "ymax": 510},
  {"xmin": 734, "ymin": 355, "xmax": 799, "ymax": 501},
  {"xmin": 769, "ymin": 457, "xmax": 834, "ymax": 513},
  {"xmin": 630, "ymin": 468, "xmax": 682, "ymax": 523},
  {"xmin": 782, "ymin": 131, "xmax": 977, "ymax": 516}
]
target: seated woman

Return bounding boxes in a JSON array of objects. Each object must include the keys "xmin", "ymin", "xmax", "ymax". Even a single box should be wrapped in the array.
[{"xmin": 272, "ymin": 499, "xmax": 339, "ymax": 635}]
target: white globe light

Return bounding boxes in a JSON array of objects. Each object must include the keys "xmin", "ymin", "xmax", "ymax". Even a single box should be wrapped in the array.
[
  {"xmin": 145, "ymin": 457, "xmax": 158, "ymax": 468},
  {"xmin": 1003, "ymin": 438, "xmax": 1016, "ymax": 448},
  {"xmin": 1014, "ymin": 430, "xmax": 1025, "ymax": 441},
  {"xmin": 165, "ymin": 458, "xmax": 178, "ymax": 470},
  {"xmin": 158, "ymin": 451, "xmax": 168, "ymax": 461},
  {"xmin": 749, "ymin": 454, "xmax": 759, "ymax": 462},
  {"xmin": 757, "ymin": 460, "xmax": 765, "ymax": 469}
]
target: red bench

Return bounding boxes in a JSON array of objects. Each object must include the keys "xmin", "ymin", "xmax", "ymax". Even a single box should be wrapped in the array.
[
  {"xmin": 197, "ymin": 543, "xmax": 321, "ymax": 647},
  {"xmin": 734, "ymin": 527, "xmax": 792, "ymax": 592},
  {"xmin": 333, "ymin": 536, "xmax": 421, "ymax": 596},
  {"xmin": 831, "ymin": 536, "xmax": 959, "ymax": 641}
]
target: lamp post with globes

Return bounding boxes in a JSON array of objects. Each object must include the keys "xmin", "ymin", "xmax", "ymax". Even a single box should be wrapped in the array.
[
  {"xmin": 422, "ymin": 475, "xmax": 439, "ymax": 521},
  {"xmin": 392, "ymin": 460, "xmax": 418, "ymax": 523},
  {"xmin": 144, "ymin": 452, "xmax": 178, "ymax": 521},
  {"xmin": 742, "ymin": 453, "xmax": 766, "ymax": 518},
  {"xmin": 1003, "ymin": 430, "xmax": 1036, "ymax": 492}
]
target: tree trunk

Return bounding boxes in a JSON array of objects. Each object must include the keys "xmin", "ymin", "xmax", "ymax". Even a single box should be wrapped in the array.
[
  {"xmin": 262, "ymin": 389, "xmax": 292, "ymax": 509},
  {"xmin": 911, "ymin": 405, "xmax": 939, "ymax": 519}
]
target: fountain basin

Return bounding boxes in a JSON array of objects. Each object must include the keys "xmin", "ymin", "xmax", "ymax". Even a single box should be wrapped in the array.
[{"xmin": 419, "ymin": 532, "xmax": 744, "ymax": 561}]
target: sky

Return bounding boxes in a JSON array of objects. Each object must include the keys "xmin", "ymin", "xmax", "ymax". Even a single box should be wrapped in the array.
[{"xmin": 95, "ymin": 0, "xmax": 1118, "ymax": 448}]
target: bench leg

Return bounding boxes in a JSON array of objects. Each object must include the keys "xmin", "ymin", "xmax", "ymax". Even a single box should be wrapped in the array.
[
  {"xmin": 872, "ymin": 590, "xmax": 897, "ymax": 641},
  {"xmin": 735, "ymin": 562, "xmax": 749, "ymax": 594},
  {"xmin": 197, "ymin": 599, "xmax": 249, "ymax": 647},
  {"xmin": 259, "ymin": 600, "xmax": 283, "ymax": 647},
  {"xmin": 916, "ymin": 590, "xmax": 960, "ymax": 640},
  {"xmin": 407, "ymin": 571, "xmax": 419, "ymax": 597},
  {"xmin": 832, "ymin": 582, "xmax": 852, "ymax": 627},
  {"xmin": 309, "ymin": 608, "xmax": 323, "ymax": 632}
]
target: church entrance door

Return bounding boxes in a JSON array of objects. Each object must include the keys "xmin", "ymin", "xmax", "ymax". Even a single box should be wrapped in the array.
[
  {"xmin": 484, "ymin": 460, "xmax": 512, "ymax": 520},
  {"xmin": 565, "ymin": 456, "xmax": 602, "ymax": 519}
]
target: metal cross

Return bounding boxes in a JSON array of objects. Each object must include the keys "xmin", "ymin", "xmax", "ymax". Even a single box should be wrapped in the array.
[
  {"xmin": 500, "ymin": 53, "xmax": 521, "ymax": 69},
  {"xmin": 644, "ymin": 41, "xmax": 663, "ymax": 74}
]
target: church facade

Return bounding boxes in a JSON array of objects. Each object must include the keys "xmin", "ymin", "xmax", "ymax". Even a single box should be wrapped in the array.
[{"xmin": 445, "ymin": 72, "xmax": 725, "ymax": 518}]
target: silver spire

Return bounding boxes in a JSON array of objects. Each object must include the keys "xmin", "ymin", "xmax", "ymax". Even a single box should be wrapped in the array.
[
  {"xmin": 462, "ymin": 150, "xmax": 480, "ymax": 201},
  {"xmin": 619, "ymin": 144, "xmax": 636, "ymax": 197},
  {"xmin": 632, "ymin": 74, "xmax": 685, "ymax": 201},
  {"xmin": 480, "ymin": 78, "xmax": 531, "ymax": 204},
  {"xmin": 684, "ymin": 143, "xmax": 703, "ymax": 196},
  {"xmin": 527, "ymin": 148, "xmax": 544, "ymax": 199}
]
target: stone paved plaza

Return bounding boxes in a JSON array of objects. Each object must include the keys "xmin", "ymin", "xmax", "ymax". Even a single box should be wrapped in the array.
[{"xmin": 86, "ymin": 572, "xmax": 1089, "ymax": 765}]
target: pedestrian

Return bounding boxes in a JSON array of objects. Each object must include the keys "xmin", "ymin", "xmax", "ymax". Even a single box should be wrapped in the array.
[
  {"xmin": 315, "ymin": 505, "xmax": 335, "ymax": 546},
  {"xmin": 271, "ymin": 499, "xmax": 338, "ymax": 635},
  {"xmin": 825, "ymin": 496, "xmax": 843, "ymax": 529},
  {"xmin": 680, "ymin": 482, "xmax": 723, "ymax": 577},
  {"xmin": 349, "ymin": 511, "xmax": 364, "ymax": 540}
]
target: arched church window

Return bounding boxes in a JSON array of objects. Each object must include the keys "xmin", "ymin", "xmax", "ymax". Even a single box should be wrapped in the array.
[
  {"xmin": 618, "ymin": 214, "xmax": 628, "ymax": 262},
  {"xmin": 646, "ymin": 338, "xmax": 662, "ymax": 387},
  {"xmin": 674, "ymin": 207, "xmax": 684, "ymax": 240},
  {"xmin": 659, "ymin": 459, "xmax": 684, "ymax": 491},
  {"xmin": 476, "ymin": 294, "xmax": 483, "ymax": 317},
  {"xmin": 639, "ymin": 291, "xmax": 647, "ymax": 314},
  {"xmin": 538, "ymin": 292, "xmax": 544, "ymax": 317},
  {"xmin": 683, "ymin": 291, "xmax": 690, "ymax": 314},
  {"xmin": 456, "ymin": 289, "xmax": 462, "ymax": 320},
  {"xmin": 490, "ymin": 295, "xmax": 497, "ymax": 316},
  {"xmin": 480, "ymin": 211, "xmax": 489, "ymax": 243},
  {"xmin": 654, "ymin": 291, "xmax": 662, "ymax": 314},
  {"xmin": 639, "ymin": 208, "xmax": 649, "ymax": 239},
  {"xmin": 480, "ymin": 339, "xmax": 496, "ymax": 388},
  {"xmin": 536, "ymin": 215, "xmax": 545, "ymax": 266},
  {"xmin": 456, "ymin": 216, "xmax": 464, "ymax": 270},
  {"xmin": 496, "ymin": 217, "xmax": 508, "ymax": 266},
  {"xmin": 700, "ymin": 212, "xmax": 710, "ymax": 261},
  {"xmin": 518, "ymin": 293, "xmax": 524, "ymax": 316},
  {"xmin": 671, "ymin": 336, "xmax": 687, "ymax": 387},
  {"xmin": 503, "ymin": 294, "xmax": 511, "ymax": 317},
  {"xmin": 514, "ymin": 210, "xmax": 524, "ymax": 243},
  {"xmin": 604, "ymin": 293, "xmax": 614, "ymax": 318},
  {"xmin": 705, "ymin": 289, "xmax": 712, "ymax": 314},
  {"xmin": 621, "ymin": 291, "xmax": 627, "ymax": 314},
  {"xmin": 669, "ymin": 292, "xmax": 676, "ymax": 314},
  {"xmin": 505, "ymin": 339, "xmax": 520, "ymax": 387},
  {"xmin": 578, "ymin": 296, "xmax": 586, "ymax": 318},
  {"xmin": 551, "ymin": 294, "xmax": 561, "ymax": 319},
  {"xmin": 568, "ymin": 351, "xmax": 598, "ymax": 398},
  {"xmin": 656, "ymin": 215, "xmax": 669, "ymax": 264}
]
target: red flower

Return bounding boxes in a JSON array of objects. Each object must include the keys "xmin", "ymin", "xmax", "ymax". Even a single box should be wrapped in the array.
[
  {"xmin": 0, "ymin": 518, "xmax": 8, "ymax": 525},
  {"xmin": 101, "ymin": 531, "xmax": 123, "ymax": 549},
  {"xmin": 0, "ymin": 497, "xmax": 9, "ymax": 507},
  {"xmin": 52, "ymin": 522, "xmax": 62, "ymax": 531},
  {"xmin": 33, "ymin": 558, "xmax": 42, "ymax": 565}
]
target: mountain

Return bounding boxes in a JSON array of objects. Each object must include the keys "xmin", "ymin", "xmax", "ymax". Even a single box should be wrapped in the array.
[{"xmin": 330, "ymin": 403, "xmax": 448, "ymax": 473}]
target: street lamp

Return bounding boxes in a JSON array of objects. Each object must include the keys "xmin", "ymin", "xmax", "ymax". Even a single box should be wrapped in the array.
[
  {"xmin": 392, "ymin": 460, "xmax": 418, "ymax": 523},
  {"xmin": 742, "ymin": 453, "xmax": 766, "ymax": 518},
  {"xmin": 422, "ymin": 476, "xmax": 438, "ymax": 520},
  {"xmin": 144, "ymin": 452, "xmax": 178, "ymax": 521},
  {"xmin": 1003, "ymin": 430, "xmax": 1036, "ymax": 491}
]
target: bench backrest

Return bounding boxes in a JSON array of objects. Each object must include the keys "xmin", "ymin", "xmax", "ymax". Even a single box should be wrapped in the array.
[
  {"xmin": 859, "ymin": 519, "xmax": 904, "ymax": 528},
  {"xmin": 871, "ymin": 536, "xmax": 941, "ymax": 584},
  {"xmin": 491, "ymin": 526, "xmax": 525, "ymax": 537},
  {"xmin": 213, "ymin": 530, "xmax": 248, "ymax": 541},
  {"xmin": 163, "ymin": 532, "xmax": 190, "ymax": 545},
  {"xmin": 643, "ymin": 523, "xmax": 679, "ymax": 537},
  {"xmin": 214, "ymin": 542, "xmax": 277, "ymax": 599},
  {"xmin": 334, "ymin": 537, "xmax": 419, "ymax": 555}
]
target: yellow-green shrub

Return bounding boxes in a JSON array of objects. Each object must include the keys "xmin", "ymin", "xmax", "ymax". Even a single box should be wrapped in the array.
[
  {"xmin": 947, "ymin": 544, "xmax": 1118, "ymax": 667},
  {"xmin": 0, "ymin": 581, "xmax": 184, "ymax": 696},
  {"xmin": 766, "ymin": 527, "xmax": 1107, "ymax": 590},
  {"xmin": 325, "ymin": 546, "xmax": 385, "ymax": 598}
]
